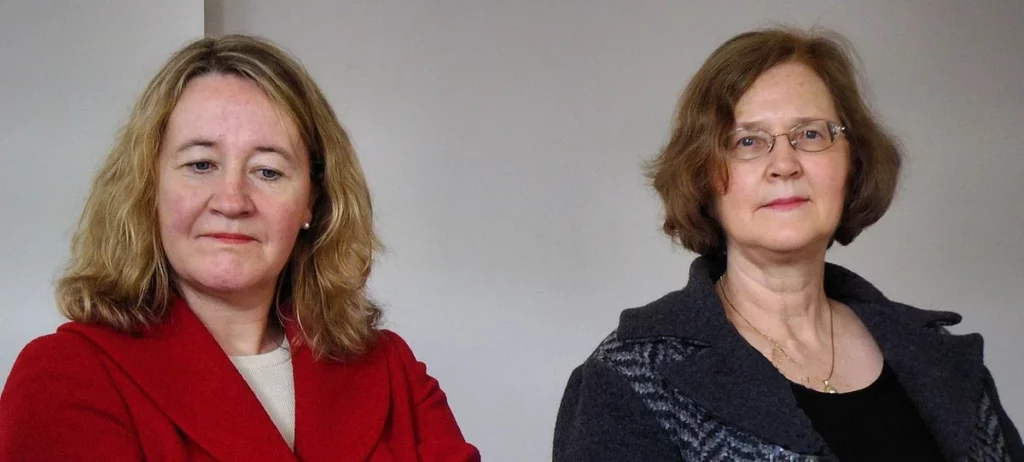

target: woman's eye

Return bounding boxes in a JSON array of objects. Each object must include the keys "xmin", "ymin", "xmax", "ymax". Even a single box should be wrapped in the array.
[
  {"xmin": 736, "ymin": 136, "xmax": 764, "ymax": 148},
  {"xmin": 803, "ymin": 130, "xmax": 822, "ymax": 140},
  {"xmin": 187, "ymin": 161, "xmax": 214, "ymax": 172},
  {"xmin": 257, "ymin": 168, "xmax": 283, "ymax": 180}
]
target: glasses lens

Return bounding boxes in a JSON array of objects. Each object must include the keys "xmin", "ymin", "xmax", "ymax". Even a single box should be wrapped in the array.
[
  {"xmin": 727, "ymin": 130, "xmax": 771, "ymax": 159},
  {"xmin": 792, "ymin": 120, "xmax": 836, "ymax": 152}
]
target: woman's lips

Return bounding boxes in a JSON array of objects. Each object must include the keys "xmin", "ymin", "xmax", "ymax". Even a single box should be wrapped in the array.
[
  {"xmin": 204, "ymin": 233, "xmax": 256, "ymax": 244},
  {"xmin": 763, "ymin": 197, "xmax": 808, "ymax": 210}
]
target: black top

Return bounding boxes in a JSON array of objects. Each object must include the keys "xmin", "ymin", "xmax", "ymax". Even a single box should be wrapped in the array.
[{"xmin": 792, "ymin": 362, "xmax": 945, "ymax": 461}]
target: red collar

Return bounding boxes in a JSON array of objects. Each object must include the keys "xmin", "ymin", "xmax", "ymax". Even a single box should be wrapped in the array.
[{"xmin": 59, "ymin": 297, "xmax": 390, "ymax": 461}]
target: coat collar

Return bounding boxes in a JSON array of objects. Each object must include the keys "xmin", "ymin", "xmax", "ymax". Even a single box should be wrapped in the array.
[
  {"xmin": 58, "ymin": 297, "xmax": 390, "ymax": 461},
  {"xmin": 617, "ymin": 256, "xmax": 984, "ymax": 459}
]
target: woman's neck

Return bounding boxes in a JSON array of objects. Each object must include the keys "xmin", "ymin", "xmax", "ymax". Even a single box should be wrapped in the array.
[
  {"xmin": 720, "ymin": 245, "xmax": 832, "ymax": 346},
  {"xmin": 177, "ymin": 282, "xmax": 282, "ymax": 356}
]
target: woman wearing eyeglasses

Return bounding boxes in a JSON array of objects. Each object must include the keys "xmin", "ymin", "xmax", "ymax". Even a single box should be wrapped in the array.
[{"xmin": 553, "ymin": 28, "xmax": 1022, "ymax": 461}]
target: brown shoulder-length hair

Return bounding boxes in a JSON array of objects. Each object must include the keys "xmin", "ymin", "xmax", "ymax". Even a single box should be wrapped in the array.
[
  {"xmin": 648, "ymin": 27, "xmax": 902, "ymax": 256},
  {"xmin": 56, "ymin": 34, "xmax": 382, "ymax": 359}
]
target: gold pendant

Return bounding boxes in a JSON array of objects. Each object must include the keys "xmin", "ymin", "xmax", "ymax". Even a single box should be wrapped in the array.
[{"xmin": 823, "ymin": 380, "xmax": 837, "ymax": 394}]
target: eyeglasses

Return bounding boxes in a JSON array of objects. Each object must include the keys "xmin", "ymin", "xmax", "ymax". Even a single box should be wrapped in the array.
[{"xmin": 725, "ymin": 119, "xmax": 847, "ymax": 160}]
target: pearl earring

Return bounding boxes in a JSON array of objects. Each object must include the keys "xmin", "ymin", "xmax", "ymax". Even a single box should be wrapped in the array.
[{"xmin": 302, "ymin": 222, "xmax": 311, "ymax": 230}]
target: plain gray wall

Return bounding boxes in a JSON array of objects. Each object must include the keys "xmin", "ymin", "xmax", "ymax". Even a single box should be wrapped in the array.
[{"xmin": 3, "ymin": 2, "xmax": 1022, "ymax": 461}]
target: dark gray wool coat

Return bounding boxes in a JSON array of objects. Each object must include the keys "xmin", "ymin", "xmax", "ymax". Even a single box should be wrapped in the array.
[{"xmin": 554, "ymin": 256, "xmax": 1023, "ymax": 461}]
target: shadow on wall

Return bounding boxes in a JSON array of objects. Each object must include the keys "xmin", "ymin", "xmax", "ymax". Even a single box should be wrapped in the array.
[{"xmin": 205, "ymin": 0, "xmax": 226, "ymax": 35}]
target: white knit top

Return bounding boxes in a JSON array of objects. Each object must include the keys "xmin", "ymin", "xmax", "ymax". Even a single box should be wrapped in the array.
[{"xmin": 229, "ymin": 342, "xmax": 296, "ymax": 450}]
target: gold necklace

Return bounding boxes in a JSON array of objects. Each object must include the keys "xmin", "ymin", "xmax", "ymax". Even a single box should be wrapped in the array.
[{"xmin": 719, "ymin": 276, "xmax": 838, "ymax": 394}]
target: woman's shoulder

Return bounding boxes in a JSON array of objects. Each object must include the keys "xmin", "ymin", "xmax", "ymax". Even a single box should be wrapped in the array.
[
  {"xmin": 575, "ymin": 300, "xmax": 709, "ymax": 384},
  {"xmin": 844, "ymin": 296, "xmax": 965, "ymax": 336},
  {"xmin": 0, "ymin": 327, "xmax": 147, "ymax": 460},
  {"xmin": 3, "ymin": 325, "xmax": 136, "ymax": 410},
  {"xmin": 373, "ymin": 329, "xmax": 413, "ymax": 356},
  {"xmin": 597, "ymin": 288, "xmax": 731, "ymax": 358},
  {"xmin": 825, "ymin": 262, "xmax": 967, "ymax": 328},
  {"xmin": 2, "ymin": 327, "xmax": 124, "ymax": 412},
  {"xmin": 9, "ymin": 326, "xmax": 110, "ymax": 374},
  {"xmin": 369, "ymin": 329, "xmax": 436, "ymax": 374}
]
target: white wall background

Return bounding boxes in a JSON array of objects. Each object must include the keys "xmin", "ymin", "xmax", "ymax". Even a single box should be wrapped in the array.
[{"xmin": 3, "ymin": 1, "xmax": 1022, "ymax": 460}]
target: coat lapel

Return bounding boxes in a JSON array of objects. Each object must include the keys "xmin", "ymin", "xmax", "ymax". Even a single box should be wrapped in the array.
[
  {"xmin": 622, "ymin": 274, "xmax": 830, "ymax": 455},
  {"xmin": 825, "ymin": 261, "xmax": 987, "ymax": 461},
  {"xmin": 289, "ymin": 324, "xmax": 391, "ymax": 461},
  {"xmin": 60, "ymin": 298, "xmax": 296, "ymax": 461},
  {"xmin": 620, "ymin": 256, "xmax": 987, "ymax": 458},
  {"xmin": 658, "ymin": 340, "xmax": 831, "ymax": 454},
  {"xmin": 852, "ymin": 301, "xmax": 984, "ymax": 461}
]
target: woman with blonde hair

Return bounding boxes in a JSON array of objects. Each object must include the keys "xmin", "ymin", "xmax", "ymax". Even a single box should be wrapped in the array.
[{"xmin": 0, "ymin": 35, "xmax": 479, "ymax": 461}]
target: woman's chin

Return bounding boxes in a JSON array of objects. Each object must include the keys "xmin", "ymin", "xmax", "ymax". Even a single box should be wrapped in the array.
[
  {"xmin": 745, "ymin": 233, "xmax": 830, "ymax": 256},
  {"xmin": 180, "ymin": 272, "xmax": 272, "ymax": 299}
]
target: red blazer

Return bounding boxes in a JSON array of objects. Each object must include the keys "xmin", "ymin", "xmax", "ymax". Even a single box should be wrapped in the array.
[{"xmin": 0, "ymin": 298, "xmax": 480, "ymax": 461}]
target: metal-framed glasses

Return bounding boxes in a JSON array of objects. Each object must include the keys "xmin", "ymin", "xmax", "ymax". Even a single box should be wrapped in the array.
[{"xmin": 726, "ymin": 119, "xmax": 846, "ymax": 160}]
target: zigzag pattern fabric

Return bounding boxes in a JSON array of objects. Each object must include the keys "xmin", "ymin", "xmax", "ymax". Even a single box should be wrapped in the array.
[{"xmin": 592, "ymin": 331, "xmax": 1012, "ymax": 462}]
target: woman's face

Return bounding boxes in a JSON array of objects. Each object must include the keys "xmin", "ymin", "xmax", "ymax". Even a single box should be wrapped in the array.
[
  {"xmin": 157, "ymin": 74, "xmax": 312, "ymax": 302},
  {"xmin": 714, "ymin": 61, "xmax": 849, "ymax": 256}
]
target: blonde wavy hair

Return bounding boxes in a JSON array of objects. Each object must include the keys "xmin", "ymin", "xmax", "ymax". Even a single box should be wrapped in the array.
[{"xmin": 56, "ymin": 34, "xmax": 382, "ymax": 359}]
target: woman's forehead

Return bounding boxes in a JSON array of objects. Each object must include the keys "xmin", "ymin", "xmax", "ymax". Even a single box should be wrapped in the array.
[
  {"xmin": 732, "ymin": 62, "xmax": 838, "ymax": 128},
  {"xmin": 163, "ymin": 74, "xmax": 306, "ymax": 157}
]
